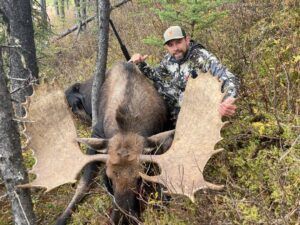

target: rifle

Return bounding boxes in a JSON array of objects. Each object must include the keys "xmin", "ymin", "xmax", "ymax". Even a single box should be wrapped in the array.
[{"xmin": 109, "ymin": 19, "xmax": 131, "ymax": 61}]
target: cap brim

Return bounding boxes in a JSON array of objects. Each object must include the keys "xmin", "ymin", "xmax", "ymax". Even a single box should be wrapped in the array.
[{"xmin": 164, "ymin": 36, "xmax": 185, "ymax": 45}]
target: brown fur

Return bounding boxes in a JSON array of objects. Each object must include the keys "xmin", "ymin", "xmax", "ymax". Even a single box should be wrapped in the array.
[
  {"xmin": 59, "ymin": 62, "xmax": 169, "ymax": 225},
  {"xmin": 106, "ymin": 133, "xmax": 143, "ymax": 193},
  {"xmin": 99, "ymin": 62, "xmax": 167, "ymax": 224},
  {"xmin": 98, "ymin": 62, "xmax": 167, "ymax": 138}
]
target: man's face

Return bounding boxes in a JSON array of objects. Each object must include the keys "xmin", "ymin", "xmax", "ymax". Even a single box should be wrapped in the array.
[{"xmin": 165, "ymin": 37, "xmax": 190, "ymax": 60}]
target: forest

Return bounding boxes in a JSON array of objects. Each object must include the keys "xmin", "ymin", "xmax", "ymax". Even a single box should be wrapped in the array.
[{"xmin": 0, "ymin": 0, "xmax": 299, "ymax": 224}]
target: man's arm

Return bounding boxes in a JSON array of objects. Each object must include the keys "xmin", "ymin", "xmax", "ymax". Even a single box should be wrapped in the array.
[
  {"xmin": 194, "ymin": 48, "xmax": 239, "ymax": 98},
  {"xmin": 193, "ymin": 49, "xmax": 239, "ymax": 116},
  {"xmin": 129, "ymin": 53, "xmax": 169, "ymax": 83}
]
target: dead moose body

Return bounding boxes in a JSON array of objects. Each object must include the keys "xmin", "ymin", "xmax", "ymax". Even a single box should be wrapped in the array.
[{"xmin": 57, "ymin": 62, "xmax": 174, "ymax": 225}]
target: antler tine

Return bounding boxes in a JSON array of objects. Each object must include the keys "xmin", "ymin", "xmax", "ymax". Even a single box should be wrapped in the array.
[
  {"xmin": 22, "ymin": 82, "xmax": 40, "ymax": 118},
  {"xmin": 204, "ymin": 182, "xmax": 224, "ymax": 191},
  {"xmin": 211, "ymin": 148, "xmax": 224, "ymax": 155},
  {"xmin": 76, "ymin": 137, "xmax": 108, "ymax": 150},
  {"xmin": 17, "ymin": 179, "xmax": 55, "ymax": 192},
  {"xmin": 139, "ymin": 173, "xmax": 160, "ymax": 184},
  {"xmin": 139, "ymin": 154, "xmax": 159, "ymax": 163},
  {"xmin": 17, "ymin": 183, "xmax": 33, "ymax": 189},
  {"xmin": 96, "ymin": 149, "xmax": 109, "ymax": 154},
  {"xmin": 85, "ymin": 154, "xmax": 109, "ymax": 163}
]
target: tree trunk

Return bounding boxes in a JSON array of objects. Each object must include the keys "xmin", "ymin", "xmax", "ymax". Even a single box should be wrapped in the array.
[
  {"xmin": 81, "ymin": 0, "xmax": 87, "ymax": 20},
  {"xmin": 0, "ymin": 49, "xmax": 36, "ymax": 225},
  {"xmin": 91, "ymin": 0, "xmax": 110, "ymax": 127},
  {"xmin": 40, "ymin": 0, "xmax": 47, "ymax": 26},
  {"xmin": 59, "ymin": 0, "xmax": 65, "ymax": 19},
  {"xmin": 54, "ymin": 0, "xmax": 59, "ymax": 15},
  {"xmin": 74, "ymin": 0, "xmax": 81, "ymax": 21},
  {"xmin": 95, "ymin": 0, "xmax": 99, "ymax": 27},
  {"xmin": 81, "ymin": 0, "xmax": 87, "ymax": 29},
  {"xmin": 0, "ymin": 0, "xmax": 39, "ymax": 116}
]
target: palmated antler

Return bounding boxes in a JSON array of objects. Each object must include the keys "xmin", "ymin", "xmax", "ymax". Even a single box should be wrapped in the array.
[
  {"xmin": 20, "ymin": 73, "xmax": 228, "ymax": 202},
  {"xmin": 140, "ymin": 72, "xmax": 227, "ymax": 202},
  {"xmin": 20, "ymin": 81, "xmax": 107, "ymax": 191}
]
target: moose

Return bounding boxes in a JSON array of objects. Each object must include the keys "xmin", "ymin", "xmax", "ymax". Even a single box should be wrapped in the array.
[
  {"xmin": 57, "ymin": 62, "xmax": 175, "ymax": 224},
  {"xmin": 65, "ymin": 77, "xmax": 93, "ymax": 124},
  {"xmin": 21, "ymin": 61, "xmax": 226, "ymax": 224}
]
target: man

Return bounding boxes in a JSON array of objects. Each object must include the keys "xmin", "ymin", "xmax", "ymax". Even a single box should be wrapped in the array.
[{"xmin": 130, "ymin": 25, "xmax": 239, "ymax": 127}]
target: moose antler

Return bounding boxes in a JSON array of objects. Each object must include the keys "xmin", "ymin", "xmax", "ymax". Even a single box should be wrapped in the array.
[
  {"xmin": 20, "ymin": 72, "xmax": 227, "ymax": 202},
  {"xmin": 140, "ymin": 72, "xmax": 226, "ymax": 202},
  {"xmin": 20, "ymin": 81, "xmax": 107, "ymax": 191}
]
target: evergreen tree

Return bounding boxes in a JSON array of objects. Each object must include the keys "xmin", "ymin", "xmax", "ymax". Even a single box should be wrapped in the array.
[{"xmin": 142, "ymin": 0, "xmax": 235, "ymax": 45}]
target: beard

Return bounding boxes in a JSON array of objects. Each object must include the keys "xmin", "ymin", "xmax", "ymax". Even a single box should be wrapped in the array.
[{"xmin": 173, "ymin": 50, "xmax": 186, "ymax": 60}]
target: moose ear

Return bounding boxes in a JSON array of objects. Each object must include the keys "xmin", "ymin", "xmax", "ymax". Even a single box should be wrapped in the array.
[
  {"xmin": 76, "ymin": 137, "xmax": 108, "ymax": 150},
  {"xmin": 144, "ymin": 130, "xmax": 175, "ymax": 154}
]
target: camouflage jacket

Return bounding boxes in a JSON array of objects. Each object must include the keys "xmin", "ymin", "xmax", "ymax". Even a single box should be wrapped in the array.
[{"xmin": 138, "ymin": 40, "xmax": 239, "ymax": 123}]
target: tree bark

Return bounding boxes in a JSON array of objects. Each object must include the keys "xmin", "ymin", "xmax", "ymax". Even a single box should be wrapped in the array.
[
  {"xmin": 81, "ymin": 0, "xmax": 87, "ymax": 21},
  {"xmin": 0, "ymin": 49, "xmax": 36, "ymax": 225},
  {"xmin": 95, "ymin": 0, "xmax": 99, "ymax": 27},
  {"xmin": 81, "ymin": 0, "xmax": 87, "ymax": 30},
  {"xmin": 59, "ymin": 0, "xmax": 65, "ymax": 19},
  {"xmin": 54, "ymin": 0, "xmax": 59, "ymax": 15},
  {"xmin": 0, "ymin": 0, "xmax": 39, "ymax": 116},
  {"xmin": 91, "ymin": 0, "xmax": 110, "ymax": 127},
  {"xmin": 74, "ymin": 0, "xmax": 81, "ymax": 19},
  {"xmin": 40, "ymin": 0, "xmax": 47, "ymax": 26}
]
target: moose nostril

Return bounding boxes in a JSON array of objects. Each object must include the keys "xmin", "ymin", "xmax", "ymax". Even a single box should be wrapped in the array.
[{"xmin": 118, "ymin": 149, "xmax": 129, "ymax": 158}]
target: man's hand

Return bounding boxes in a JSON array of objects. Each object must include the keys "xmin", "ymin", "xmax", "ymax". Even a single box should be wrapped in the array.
[
  {"xmin": 129, "ymin": 53, "xmax": 148, "ymax": 64},
  {"xmin": 219, "ymin": 97, "xmax": 237, "ymax": 117}
]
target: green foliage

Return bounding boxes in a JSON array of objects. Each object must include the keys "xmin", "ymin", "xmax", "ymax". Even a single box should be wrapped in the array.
[
  {"xmin": 244, "ymin": 9, "xmax": 300, "ymax": 112},
  {"xmin": 214, "ymin": 110, "xmax": 300, "ymax": 224},
  {"xmin": 142, "ymin": 35, "xmax": 163, "ymax": 47},
  {"xmin": 31, "ymin": 1, "xmax": 53, "ymax": 58},
  {"xmin": 70, "ymin": 193, "xmax": 111, "ymax": 225},
  {"xmin": 22, "ymin": 150, "xmax": 36, "ymax": 170},
  {"xmin": 155, "ymin": 1, "xmax": 230, "ymax": 30},
  {"xmin": 140, "ymin": 0, "xmax": 236, "ymax": 41}
]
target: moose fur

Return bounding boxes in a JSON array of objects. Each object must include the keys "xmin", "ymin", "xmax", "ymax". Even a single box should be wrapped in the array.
[
  {"xmin": 65, "ymin": 78, "xmax": 93, "ymax": 124},
  {"xmin": 57, "ymin": 62, "xmax": 173, "ymax": 225}
]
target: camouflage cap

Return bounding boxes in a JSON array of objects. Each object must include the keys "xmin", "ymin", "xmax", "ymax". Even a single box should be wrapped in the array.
[{"xmin": 163, "ymin": 26, "xmax": 186, "ymax": 45}]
